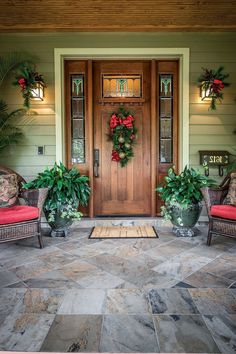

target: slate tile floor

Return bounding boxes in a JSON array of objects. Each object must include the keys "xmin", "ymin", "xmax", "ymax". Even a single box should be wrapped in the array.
[{"xmin": 0, "ymin": 226, "xmax": 235, "ymax": 353}]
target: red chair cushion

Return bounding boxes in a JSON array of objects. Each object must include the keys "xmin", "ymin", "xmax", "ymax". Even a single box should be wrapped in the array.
[
  {"xmin": 0, "ymin": 205, "xmax": 39, "ymax": 225},
  {"xmin": 211, "ymin": 205, "xmax": 236, "ymax": 221}
]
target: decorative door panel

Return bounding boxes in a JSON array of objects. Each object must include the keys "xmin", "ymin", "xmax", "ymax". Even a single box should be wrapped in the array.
[{"xmin": 93, "ymin": 61, "xmax": 151, "ymax": 216}]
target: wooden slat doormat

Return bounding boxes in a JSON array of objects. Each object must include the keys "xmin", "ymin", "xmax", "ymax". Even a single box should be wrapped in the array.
[{"xmin": 89, "ymin": 226, "xmax": 158, "ymax": 239}]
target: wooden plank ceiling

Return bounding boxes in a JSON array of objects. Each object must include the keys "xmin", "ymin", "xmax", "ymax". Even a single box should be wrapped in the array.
[{"xmin": 0, "ymin": 0, "xmax": 236, "ymax": 32}]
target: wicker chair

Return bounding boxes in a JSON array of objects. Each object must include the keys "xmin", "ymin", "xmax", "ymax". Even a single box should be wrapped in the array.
[
  {"xmin": 0, "ymin": 166, "xmax": 48, "ymax": 248},
  {"xmin": 201, "ymin": 170, "xmax": 236, "ymax": 246}
]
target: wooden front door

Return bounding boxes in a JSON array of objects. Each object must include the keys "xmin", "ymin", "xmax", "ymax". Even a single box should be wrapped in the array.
[
  {"xmin": 93, "ymin": 61, "xmax": 151, "ymax": 216},
  {"xmin": 64, "ymin": 59, "xmax": 178, "ymax": 217}
]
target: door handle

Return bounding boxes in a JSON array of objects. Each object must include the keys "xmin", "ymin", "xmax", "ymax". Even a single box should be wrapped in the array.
[{"xmin": 94, "ymin": 149, "xmax": 99, "ymax": 177}]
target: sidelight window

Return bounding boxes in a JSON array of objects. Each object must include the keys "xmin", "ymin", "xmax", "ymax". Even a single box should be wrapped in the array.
[
  {"xmin": 71, "ymin": 75, "xmax": 85, "ymax": 164},
  {"xmin": 159, "ymin": 74, "xmax": 173, "ymax": 163}
]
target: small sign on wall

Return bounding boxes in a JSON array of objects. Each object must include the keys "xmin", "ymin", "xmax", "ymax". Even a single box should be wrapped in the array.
[{"xmin": 199, "ymin": 150, "xmax": 230, "ymax": 176}]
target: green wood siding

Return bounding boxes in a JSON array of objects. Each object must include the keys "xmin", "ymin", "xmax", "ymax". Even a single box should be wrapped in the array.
[{"xmin": 0, "ymin": 32, "xmax": 235, "ymax": 181}]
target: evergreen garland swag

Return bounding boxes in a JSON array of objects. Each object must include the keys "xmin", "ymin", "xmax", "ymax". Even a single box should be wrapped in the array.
[
  {"xmin": 13, "ymin": 64, "xmax": 45, "ymax": 109},
  {"xmin": 198, "ymin": 66, "xmax": 230, "ymax": 110},
  {"xmin": 109, "ymin": 107, "xmax": 137, "ymax": 167}
]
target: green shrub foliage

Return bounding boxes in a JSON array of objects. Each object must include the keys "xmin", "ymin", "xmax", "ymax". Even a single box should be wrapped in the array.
[{"xmin": 24, "ymin": 162, "xmax": 91, "ymax": 222}]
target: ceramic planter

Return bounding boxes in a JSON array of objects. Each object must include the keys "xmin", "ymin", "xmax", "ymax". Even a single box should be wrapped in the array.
[
  {"xmin": 45, "ymin": 209, "xmax": 73, "ymax": 237},
  {"xmin": 168, "ymin": 202, "xmax": 202, "ymax": 237}
]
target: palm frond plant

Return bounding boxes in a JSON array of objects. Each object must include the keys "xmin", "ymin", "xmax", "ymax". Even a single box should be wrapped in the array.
[
  {"xmin": 0, "ymin": 99, "xmax": 25, "ymax": 154},
  {"xmin": 0, "ymin": 52, "xmax": 37, "ymax": 157},
  {"xmin": 24, "ymin": 162, "xmax": 91, "ymax": 236},
  {"xmin": 0, "ymin": 51, "xmax": 35, "ymax": 87}
]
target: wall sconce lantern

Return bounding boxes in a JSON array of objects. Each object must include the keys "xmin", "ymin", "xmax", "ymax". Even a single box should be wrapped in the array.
[
  {"xmin": 200, "ymin": 81, "xmax": 211, "ymax": 100},
  {"xmin": 14, "ymin": 66, "xmax": 46, "ymax": 109},
  {"xmin": 30, "ymin": 79, "xmax": 45, "ymax": 101}
]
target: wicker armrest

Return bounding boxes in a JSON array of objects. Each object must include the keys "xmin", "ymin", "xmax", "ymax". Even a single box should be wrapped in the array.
[
  {"xmin": 201, "ymin": 187, "xmax": 224, "ymax": 215},
  {"xmin": 20, "ymin": 188, "xmax": 48, "ymax": 215}
]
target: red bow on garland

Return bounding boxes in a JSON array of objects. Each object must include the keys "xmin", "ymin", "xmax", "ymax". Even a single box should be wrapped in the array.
[
  {"xmin": 109, "ymin": 107, "xmax": 137, "ymax": 167},
  {"xmin": 212, "ymin": 79, "xmax": 225, "ymax": 94}
]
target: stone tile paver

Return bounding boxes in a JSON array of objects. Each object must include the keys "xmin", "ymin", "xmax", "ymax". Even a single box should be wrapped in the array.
[
  {"xmin": 154, "ymin": 314, "xmax": 220, "ymax": 353},
  {"xmin": 100, "ymin": 314, "xmax": 159, "ymax": 352},
  {"xmin": 9, "ymin": 260, "xmax": 53, "ymax": 282},
  {"xmin": 0, "ymin": 312, "xmax": 55, "ymax": 351},
  {"xmin": 0, "ymin": 270, "xmax": 22, "ymax": 288},
  {"xmin": 106, "ymin": 289, "xmax": 151, "ymax": 314},
  {"xmin": 0, "ymin": 225, "xmax": 235, "ymax": 353},
  {"xmin": 58, "ymin": 289, "xmax": 106, "ymax": 314},
  {"xmin": 148, "ymin": 288, "xmax": 199, "ymax": 315},
  {"xmin": 184, "ymin": 270, "xmax": 234, "ymax": 288},
  {"xmin": 40, "ymin": 314, "xmax": 102, "ymax": 352},
  {"xmin": 189, "ymin": 288, "xmax": 236, "ymax": 315},
  {"xmin": 203, "ymin": 314, "xmax": 236, "ymax": 354}
]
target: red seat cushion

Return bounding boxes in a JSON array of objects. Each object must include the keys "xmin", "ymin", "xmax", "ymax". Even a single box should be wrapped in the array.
[
  {"xmin": 211, "ymin": 205, "xmax": 236, "ymax": 221},
  {"xmin": 0, "ymin": 205, "xmax": 39, "ymax": 225}
]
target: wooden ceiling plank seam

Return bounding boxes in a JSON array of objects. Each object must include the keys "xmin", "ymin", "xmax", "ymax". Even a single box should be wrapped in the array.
[{"xmin": 0, "ymin": 0, "xmax": 236, "ymax": 32}]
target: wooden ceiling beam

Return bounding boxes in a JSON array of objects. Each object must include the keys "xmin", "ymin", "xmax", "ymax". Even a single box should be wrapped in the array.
[{"xmin": 0, "ymin": 0, "xmax": 236, "ymax": 32}]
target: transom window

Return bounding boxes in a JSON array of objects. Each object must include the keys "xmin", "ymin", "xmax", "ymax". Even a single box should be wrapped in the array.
[{"xmin": 102, "ymin": 75, "xmax": 142, "ymax": 98}]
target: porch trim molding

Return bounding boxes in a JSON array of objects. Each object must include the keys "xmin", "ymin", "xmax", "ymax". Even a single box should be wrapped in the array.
[{"xmin": 54, "ymin": 47, "xmax": 190, "ymax": 169}]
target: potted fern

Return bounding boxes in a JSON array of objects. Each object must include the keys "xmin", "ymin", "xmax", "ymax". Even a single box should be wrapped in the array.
[
  {"xmin": 156, "ymin": 166, "xmax": 214, "ymax": 236},
  {"xmin": 24, "ymin": 162, "xmax": 91, "ymax": 236}
]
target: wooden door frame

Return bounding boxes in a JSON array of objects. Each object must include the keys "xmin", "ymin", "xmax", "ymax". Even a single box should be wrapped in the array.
[{"xmin": 55, "ymin": 48, "xmax": 189, "ymax": 217}]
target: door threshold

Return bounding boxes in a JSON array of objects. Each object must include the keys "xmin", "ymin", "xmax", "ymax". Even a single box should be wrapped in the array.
[{"xmin": 73, "ymin": 216, "xmax": 171, "ymax": 228}]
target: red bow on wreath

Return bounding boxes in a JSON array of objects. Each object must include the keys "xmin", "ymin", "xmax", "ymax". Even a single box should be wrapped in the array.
[
  {"xmin": 111, "ymin": 150, "xmax": 121, "ymax": 162},
  {"xmin": 109, "ymin": 107, "xmax": 137, "ymax": 167}
]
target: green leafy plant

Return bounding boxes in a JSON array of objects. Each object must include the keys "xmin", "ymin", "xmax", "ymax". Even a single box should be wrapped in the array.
[
  {"xmin": 226, "ymin": 130, "xmax": 236, "ymax": 173},
  {"xmin": 23, "ymin": 162, "xmax": 91, "ymax": 222},
  {"xmin": 156, "ymin": 166, "xmax": 215, "ymax": 219},
  {"xmin": 226, "ymin": 159, "xmax": 236, "ymax": 173}
]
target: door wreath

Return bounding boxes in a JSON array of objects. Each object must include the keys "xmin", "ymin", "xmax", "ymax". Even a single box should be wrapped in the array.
[{"xmin": 109, "ymin": 107, "xmax": 137, "ymax": 167}]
